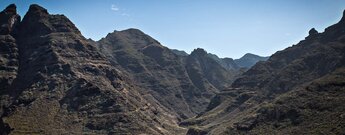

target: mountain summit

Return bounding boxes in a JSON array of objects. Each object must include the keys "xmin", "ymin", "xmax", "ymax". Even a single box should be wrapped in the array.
[
  {"xmin": 0, "ymin": 4, "xmax": 20, "ymax": 35},
  {"xmin": 234, "ymin": 53, "xmax": 269, "ymax": 68}
]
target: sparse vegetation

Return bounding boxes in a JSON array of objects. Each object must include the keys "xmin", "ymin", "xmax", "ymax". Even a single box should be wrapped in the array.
[{"xmin": 1, "ymin": 3, "xmax": 345, "ymax": 135}]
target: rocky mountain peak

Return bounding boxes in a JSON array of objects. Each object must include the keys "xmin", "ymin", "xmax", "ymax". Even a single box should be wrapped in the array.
[
  {"xmin": 234, "ymin": 53, "xmax": 268, "ymax": 68},
  {"xmin": 306, "ymin": 28, "xmax": 319, "ymax": 40},
  {"xmin": 3, "ymin": 4, "xmax": 17, "ymax": 14},
  {"xmin": 123, "ymin": 28, "xmax": 145, "ymax": 35},
  {"xmin": 308, "ymin": 28, "xmax": 318, "ymax": 35},
  {"xmin": 0, "ymin": 4, "xmax": 20, "ymax": 35},
  {"xmin": 20, "ymin": 4, "xmax": 81, "ymax": 37},
  {"xmin": 105, "ymin": 28, "xmax": 145, "ymax": 40},
  {"xmin": 103, "ymin": 28, "xmax": 161, "ymax": 50},
  {"xmin": 237, "ymin": 53, "xmax": 266, "ymax": 60},
  {"xmin": 106, "ymin": 28, "xmax": 148, "ymax": 38},
  {"xmin": 242, "ymin": 53, "xmax": 256, "ymax": 58},
  {"xmin": 27, "ymin": 4, "xmax": 49, "ymax": 16},
  {"xmin": 191, "ymin": 48, "xmax": 207, "ymax": 56}
]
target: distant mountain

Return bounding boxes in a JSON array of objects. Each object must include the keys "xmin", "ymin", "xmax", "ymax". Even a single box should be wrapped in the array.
[
  {"xmin": 182, "ymin": 10, "xmax": 345, "ymax": 135},
  {"xmin": 234, "ymin": 53, "xmax": 269, "ymax": 68},
  {"xmin": 186, "ymin": 48, "xmax": 236, "ymax": 90},
  {"xmin": 207, "ymin": 53, "xmax": 239, "ymax": 70},
  {"xmin": 171, "ymin": 49, "xmax": 189, "ymax": 56},
  {"xmin": 207, "ymin": 52, "xmax": 268, "ymax": 71},
  {"xmin": 173, "ymin": 48, "xmax": 268, "ymax": 71}
]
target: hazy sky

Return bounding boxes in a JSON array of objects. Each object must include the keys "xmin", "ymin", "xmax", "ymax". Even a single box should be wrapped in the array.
[{"xmin": 1, "ymin": 0, "xmax": 345, "ymax": 58}]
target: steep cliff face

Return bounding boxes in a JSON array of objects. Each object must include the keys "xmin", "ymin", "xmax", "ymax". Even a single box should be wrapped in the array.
[
  {"xmin": 183, "ymin": 10, "xmax": 345, "ymax": 135},
  {"xmin": 0, "ymin": 4, "xmax": 21, "ymax": 134},
  {"xmin": 0, "ymin": 4, "xmax": 20, "ymax": 35},
  {"xmin": 0, "ymin": 4, "xmax": 185, "ymax": 135},
  {"xmin": 97, "ymin": 30, "xmax": 237, "ymax": 119},
  {"xmin": 186, "ymin": 48, "xmax": 235, "ymax": 90}
]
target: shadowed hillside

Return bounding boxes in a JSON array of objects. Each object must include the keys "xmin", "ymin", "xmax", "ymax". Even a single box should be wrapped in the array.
[
  {"xmin": 1, "ymin": 3, "xmax": 343, "ymax": 135},
  {"xmin": 0, "ymin": 4, "xmax": 185, "ymax": 134},
  {"xmin": 182, "ymin": 10, "xmax": 345, "ymax": 135}
]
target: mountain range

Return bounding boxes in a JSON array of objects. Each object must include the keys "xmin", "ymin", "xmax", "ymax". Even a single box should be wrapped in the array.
[
  {"xmin": 182, "ymin": 9, "xmax": 345, "ymax": 135},
  {"xmin": 0, "ymin": 4, "xmax": 344, "ymax": 135}
]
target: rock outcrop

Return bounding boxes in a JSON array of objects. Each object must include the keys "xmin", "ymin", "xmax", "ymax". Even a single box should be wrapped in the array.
[{"xmin": 0, "ymin": 4, "xmax": 20, "ymax": 35}]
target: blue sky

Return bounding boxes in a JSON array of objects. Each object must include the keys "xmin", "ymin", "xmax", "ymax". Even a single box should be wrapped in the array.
[{"xmin": 1, "ymin": 0, "xmax": 345, "ymax": 58}]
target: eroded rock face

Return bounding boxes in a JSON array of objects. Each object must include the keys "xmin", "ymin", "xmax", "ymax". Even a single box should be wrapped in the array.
[
  {"xmin": 187, "ymin": 48, "xmax": 234, "ymax": 90},
  {"xmin": 0, "ymin": 4, "xmax": 20, "ymax": 134},
  {"xmin": 19, "ymin": 4, "xmax": 81, "ymax": 37},
  {"xmin": 0, "ymin": 4, "xmax": 20, "ymax": 35},
  {"xmin": 0, "ymin": 4, "xmax": 185, "ymax": 135},
  {"xmin": 0, "ymin": 35, "xmax": 18, "ymax": 95},
  {"xmin": 0, "ymin": 4, "xmax": 20, "ymax": 92},
  {"xmin": 234, "ymin": 53, "xmax": 269, "ymax": 68}
]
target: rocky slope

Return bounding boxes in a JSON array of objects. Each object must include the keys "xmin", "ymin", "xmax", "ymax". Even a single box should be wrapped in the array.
[
  {"xmin": 0, "ymin": 4, "xmax": 20, "ymax": 134},
  {"xmin": 171, "ymin": 48, "xmax": 268, "ymax": 70},
  {"xmin": 186, "ymin": 48, "xmax": 236, "ymax": 90},
  {"xmin": 0, "ymin": 4, "xmax": 185, "ymax": 135},
  {"xmin": 96, "ymin": 30, "xmax": 238, "ymax": 119},
  {"xmin": 1, "ymin": 3, "xmax": 340, "ymax": 135},
  {"xmin": 0, "ymin": 3, "xmax": 248, "ymax": 134},
  {"xmin": 182, "ymin": 10, "xmax": 345, "ymax": 135}
]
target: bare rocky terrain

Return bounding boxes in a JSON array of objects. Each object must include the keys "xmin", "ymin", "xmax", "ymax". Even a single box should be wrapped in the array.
[
  {"xmin": 182, "ymin": 9, "xmax": 345, "ymax": 135},
  {"xmin": 1, "ymin": 3, "xmax": 344, "ymax": 135}
]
